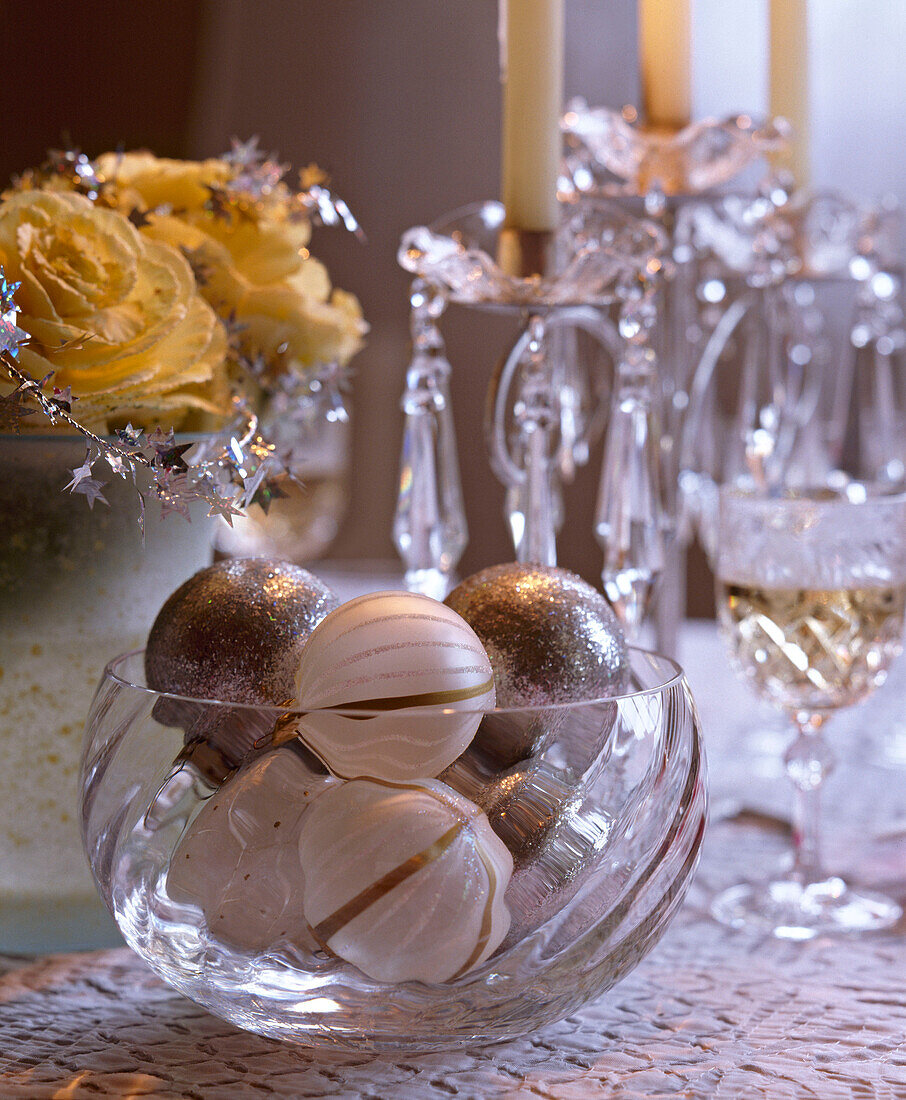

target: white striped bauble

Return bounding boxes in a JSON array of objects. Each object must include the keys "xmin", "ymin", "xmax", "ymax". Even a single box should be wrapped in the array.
[
  {"xmin": 292, "ymin": 591, "xmax": 496, "ymax": 781},
  {"xmin": 297, "ymin": 777, "xmax": 513, "ymax": 984},
  {"xmin": 166, "ymin": 745, "xmax": 338, "ymax": 954}
]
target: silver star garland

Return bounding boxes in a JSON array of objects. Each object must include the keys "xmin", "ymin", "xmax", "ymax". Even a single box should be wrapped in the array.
[
  {"xmin": 0, "ymin": 138, "xmax": 361, "ymax": 531},
  {"xmin": 1, "ymin": 345, "xmax": 286, "ymax": 538}
]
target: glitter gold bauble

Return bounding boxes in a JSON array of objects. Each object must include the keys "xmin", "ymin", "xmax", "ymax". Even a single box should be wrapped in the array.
[
  {"xmin": 440, "ymin": 747, "xmax": 580, "ymax": 867},
  {"xmin": 170, "ymin": 703, "xmax": 279, "ymax": 786},
  {"xmin": 297, "ymin": 777, "xmax": 512, "ymax": 983},
  {"xmin": 291, "ymin": 591, "xmax": 495, "ymax": 781},
  {"xmin": 440, "ymin": 747, "xmax": 611, "ymax": 945},
  {"xmin": 145, "ymin": 558, "xmax": 338, "ymax": 706},
  {"xmin": 444, "ymin": 564, "xmax": 629, "ymax": 764},
  {"xmin": 502, "ymin": 801, "xmax": 611, "ymax": 948},
  {"xmin": 445, "ymin": 563, "xmax": 628, "ymax": 707}
]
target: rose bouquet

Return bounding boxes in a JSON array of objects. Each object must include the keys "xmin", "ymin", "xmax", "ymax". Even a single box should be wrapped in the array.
[{"xmin": 0, "ymin": 141, "xmax": 366, "ymax": 520}]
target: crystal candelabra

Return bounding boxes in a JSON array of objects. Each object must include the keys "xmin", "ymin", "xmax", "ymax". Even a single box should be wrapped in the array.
[
  {"xmin": 395, "ymin": 198, "xmax": 669, "ymax": 637},
  {"xmin": 563, "ymin": 101, "xmax": 903, "ymax": 647},
  {"xmin": 558, "ymin": 101, "xmax": 795, "ymax": 650},
  {"xmin": 392, "ymin": 104, "xmax": 902, "ymax": 650}
]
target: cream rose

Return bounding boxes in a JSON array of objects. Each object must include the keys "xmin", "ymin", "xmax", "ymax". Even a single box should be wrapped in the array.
[
  {"xmin": 0, "ymin": 189, "xmax": 229, "ymax": 432},
  {"xmin": 96, "ymin": 152, "xmax": 366, "ymax": 371},
  {"xmin": 96, "ymin": 152, "xmax": 235, "ymax": 214}
]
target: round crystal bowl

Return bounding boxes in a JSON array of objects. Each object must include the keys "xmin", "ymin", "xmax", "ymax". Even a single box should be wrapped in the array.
[{"xmin": 80, "ymin": 648, "xmax": 706, "ymax": 1053}]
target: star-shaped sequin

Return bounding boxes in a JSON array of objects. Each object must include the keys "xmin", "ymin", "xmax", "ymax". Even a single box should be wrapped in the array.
[
  {"xmin": 155, "ymin": 442, "xmax": 192, "ymax": 471},
  {"xmin": 64, "ymin": 457, "xmax": 95, "ymax": 490},
  {"xmin": 225, "ymin": 136, "xmax": 264, "ymax": 168},
  {"xmin": 116, "ymin": 424, "xmax": 145, "ymax": 448},
  {"xmin": 0, "ymin": 310, "xmax": 28, "ymax": 358},
  {"xmin": 51, "ymin": 385, "xmax": 76, "ymax": 413},
  {"xmin": 204, "ymin": 186, "xmax": 233, "ymax": 221},
  {"xmin": 0, "ymin": 388, "xmax": 36, "ymax": 431},
  {"xmin": 70, "ymin": 474, "xmax": 109, "ymax": 509},
  {"xmin": 206, "ymin": 492, "xmax": 245, "ymax": 526},
  {"xmin": 0, "ymin": 272, "xmax": 21, "ymax": 315},
  {"xmin": 148, "ymin": 429, "xmax": 193, "ymax": 472},
  {"xmin": 250, "ymin": 478, "xmax": 289, "ymax": 515},
  {"xmin": 158, "ymin": 491, "xmax": 192, "ymax": 521},
  {"xmin": 128, "ymin": 207, "xmax": 151, "ymax": 229}
]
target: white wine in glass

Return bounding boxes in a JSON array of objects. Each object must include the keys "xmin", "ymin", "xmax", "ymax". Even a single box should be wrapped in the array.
[
  {"xmin": 718, "ymin": 582, "xmax": 906, "ymax": 714},
  {"xmin": 712, "ymin": 487, "xmax": 906, "ymax": 938}
]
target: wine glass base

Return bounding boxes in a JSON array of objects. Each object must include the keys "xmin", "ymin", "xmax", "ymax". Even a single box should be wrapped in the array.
[{"xmin": 711, "ymin": 876, "xmax": 902, "ymax": 940}]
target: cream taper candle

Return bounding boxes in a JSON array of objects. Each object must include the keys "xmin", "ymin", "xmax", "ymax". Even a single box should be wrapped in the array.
[
  {"xmin": 770, "ymin": 0, "xmax": 810, "ymax": 188},
  {"xmin": 638, "ymin": 0, "xmax": 692, "ymax": 131},
  {"xmin": 500, "ymin": 0, "xmax": 565, "ymax": 232}
]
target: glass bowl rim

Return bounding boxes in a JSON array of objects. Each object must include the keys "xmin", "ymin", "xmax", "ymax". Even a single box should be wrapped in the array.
[{"xmin": 103, "ymin": 645, "xmax": 686, "ymax": 719}]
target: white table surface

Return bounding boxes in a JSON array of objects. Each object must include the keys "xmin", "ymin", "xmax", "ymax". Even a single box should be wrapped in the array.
[{"xmin": 2, "ymin": 568, "xmax": 906, "ymax": 1099}]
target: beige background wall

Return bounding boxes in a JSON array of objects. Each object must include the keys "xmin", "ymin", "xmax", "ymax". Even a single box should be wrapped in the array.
[{"xmin": 190, "ymin": 0, "xmax": 640, "ymax": 583}]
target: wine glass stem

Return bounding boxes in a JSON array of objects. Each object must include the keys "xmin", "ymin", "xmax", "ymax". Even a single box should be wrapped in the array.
[
  {"xmin": 791, "ymin": 755, "xmax": 821, "ymax": 882},
  {"xmin": 786, "ymin": 714, "xmax": 834, "ymax": 885}
]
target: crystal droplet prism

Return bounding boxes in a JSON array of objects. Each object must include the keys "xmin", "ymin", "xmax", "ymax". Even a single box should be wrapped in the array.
[
  {"xmin": 393, "ymin": 282, "xmax": 467, "ymax": 598},
  {"xmin": 510, "ymin": 316, "xmax": 558, "ymax": 566},
  {"xmin": 596, "ymin": 346, "xmax": 666, "ymax": 633}
]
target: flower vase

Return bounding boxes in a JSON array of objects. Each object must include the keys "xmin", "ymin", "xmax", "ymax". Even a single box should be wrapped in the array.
[
  {"xmin": 214, "ymin": 373, "xmax": 352, "ymax": 564},
  {"xmin": 0, "ymin": 434, "xmax": 215, "ymax": 953}
]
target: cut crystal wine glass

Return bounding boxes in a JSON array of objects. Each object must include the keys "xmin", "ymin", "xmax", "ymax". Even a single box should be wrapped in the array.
[{"xmin": 712, "ymin": 486, "xmax": 906, "ymax": 938}]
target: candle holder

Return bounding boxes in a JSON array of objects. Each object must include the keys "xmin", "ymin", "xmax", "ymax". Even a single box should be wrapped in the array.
[
  {"xmin": 396, "ymin": 198, "xmax": 669, "ymax": 635},
  {"xmin": 561, "ymin": 100, "xmax": 788, "ymax": 199}
]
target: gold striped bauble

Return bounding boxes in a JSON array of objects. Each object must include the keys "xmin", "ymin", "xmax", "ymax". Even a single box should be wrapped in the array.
[
  {"xmin": 297, "ymin": 777, "xmax": 512, "ymax": 983},
  {"xmin": 292, "ymin": 591, "xmax": 496, "ymax": 781},
  {"xmin": 166, "ymin": 743, "xmax": 338, "ymax": 954}
]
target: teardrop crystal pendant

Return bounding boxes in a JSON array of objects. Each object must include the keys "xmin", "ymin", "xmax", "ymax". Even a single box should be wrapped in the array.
[
  {"xmin": 851, "ymin": 266, "xmax": 905, "ymax": 485},
  {"xmin": 509, "ymin": 315, "xmax": 559, "ymax": 566},
  {"xmin": 595, "ymin": 342, "xmax": 666, "ymax": 635},
  {"xmin": 504, "ymin": 475, "xmax": 564, "ymax": 564},
  {"xmin": 393, "ymin": 280, "xmax": 468, "ymax": 600}
]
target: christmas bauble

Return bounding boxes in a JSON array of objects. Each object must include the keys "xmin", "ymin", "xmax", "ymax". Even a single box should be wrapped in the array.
[
  {"xmin": 501, "ymin": 776, "xmax": 611, "ymax": 947},
  {"xmin": 444, "ymin": 563, "xmax": 629, "ymax": 764},
  {"xmin": 440, "ymin": 748, "xmax": 610, "ymax": 945},
  {"xmin": 166, "ymin": 743, "xmax": 338, "ymax": 954},
  {"xmin": 297, "ymin": 777, "xmax": 512, "ymax": 983},
  {"xmin": 171, "ymin": 703, "xmax": 279, "ymax": 787},
  {"xmin": 440, "ymin": 748, "xmax": 578, "ymax": 866},
  {"xmin": 291, "ymin": 591, "xmax": 495, "ymax": 781},
  {"xmin": 445, "ymin": 563, "xmax": 629, "ymax": 707},
  {"xmin": 145, "ymin": 558, "xmax": 338, "ymax": 706}
]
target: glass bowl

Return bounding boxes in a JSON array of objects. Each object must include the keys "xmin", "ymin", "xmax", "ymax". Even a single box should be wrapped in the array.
[{"xmin": 79, "ymin": 647, "xmax": 706, "ymax": 1053}]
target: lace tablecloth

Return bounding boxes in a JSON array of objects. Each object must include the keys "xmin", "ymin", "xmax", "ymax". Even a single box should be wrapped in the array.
[{"xmin": 3, "ymin": 619, "xmax": 906, "ymax": 1099}]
